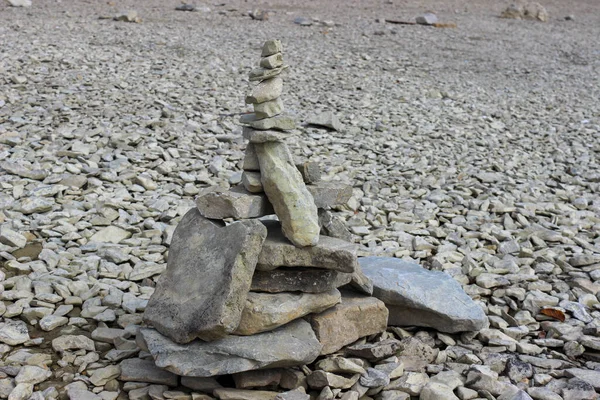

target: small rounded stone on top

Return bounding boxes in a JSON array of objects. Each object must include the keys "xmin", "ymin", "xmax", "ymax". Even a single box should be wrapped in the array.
[{"xmin": 261, "ymin": 39, "xmax": 283, "ymax": 57}]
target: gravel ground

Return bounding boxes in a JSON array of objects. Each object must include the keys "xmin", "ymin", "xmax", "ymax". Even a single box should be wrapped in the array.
[{"xmin": 1, "ymin": 0, "xmax": 600, "ymax": 399}]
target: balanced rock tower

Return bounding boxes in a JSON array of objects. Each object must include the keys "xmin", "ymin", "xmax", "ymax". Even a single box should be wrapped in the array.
[
  {"xmin": 139, "ymin": 40, "xmax": 387, "ymax": 381},
  {"xmin": 136, "ymin": 40, "xmax": 487, "ymax": 397}
]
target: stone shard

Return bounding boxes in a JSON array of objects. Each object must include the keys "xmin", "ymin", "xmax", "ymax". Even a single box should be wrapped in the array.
[
  {"xmin": 196, "ymin": 186, "xmax": 273, "ymax": 219},
  {"xmin": 254, "ymin": 98, "xmax": 284, "ymax": 119},
  {"xmin": 246, "ymin": 77, "xmax": 283, "ymax": 105},
  {"xmin": 307, "ymin": 182, "xmax": 353, "ymax": 208},
  {"xmin": 318, "ymin": 209, "xmax": 353, "ymax": 242},
  {"xmin": 235, "ymin": 289, "xmax": 342, "ymax": 335},
  {"xmin": 140, "ymin": 319, "xmax": 322, "ymax": 377},
  {"xmin": 255, "ymin": 141, "xmax": 320, "ymax": 247},
  {"xmin": 310, "ymin": 292, "xmax": 388, "ymax": 355},
  {"xmin": 143, "ymin": 208, "xmax": 267, "ymax": 343},
  {"xmin": 251, "ymin": 268, "xmax": 351, "ymax": 293},
  {"xmin": 256, "ymin": 220, "xmax": 357, "ymax": 272},
  {"xmin": 359, "ymin": 257, "xmax": 488, "ymax": 333},
  {"xmin": 243, "ymin": 126, "xmax": 298, "ymax": 143}
]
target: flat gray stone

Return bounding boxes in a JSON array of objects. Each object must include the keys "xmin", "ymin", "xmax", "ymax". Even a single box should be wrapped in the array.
[
  {"xmin": 260, "ymin": 53, "xmax": 284, "ymax": 69},
  {"xmin": 256, "ymin": 220, "xmax": 357, "ymax": 272},
  {"xmin": 247, "ymin": 115, "xmax": 296, "ymax": 131},
  {"xmin": 360, "ymin": 257, "xmax": 488, "ymax": 333},
  {"xmin": 144, "ymin": 208, "xmax": 267, "ymax": 343},
  {"xmin": 255, "ymin": 141, "xmax": 320, "ymax": 247},
  {"xmin": 243, "ymin": 126, "xmax": 298, "ymax": 143},
  {"xmin": 251, "ymin": 268, "xmax": 351, "ymax": 293},
  {"xmin": 196, "ymin": 186, "xmax": 273, "ymax": 219},
  {"xmin": 306, "ymin": 111, "xmax": 343, "ymax": 131},
  {"xmin": 565, "ymin": 368, "xmax": 600, "ymax": 390},
  {"xmin": 249, "ymin": 65, "xmax": 288, "ymax": 82},
  {"xmin": 307, "ymin": 182, "xmax": 353, "ymax": 208},
  {"xmin": 235, "ymin": 289, "xmax": 341, "ymax": 335},
  {"xmin": 140, "ymin": 319, "xmax": 321, "ymax": 377},
  {"xmin": 254, "ymin": 98, "xmax": 284, "ymax": 119},
  {"xmin": 119, "ymin": 358, "xmax": 178, "ymax": 386}
]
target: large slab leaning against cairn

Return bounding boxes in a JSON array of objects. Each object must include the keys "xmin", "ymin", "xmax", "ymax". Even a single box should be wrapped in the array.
[
  {"xmin": 256, "ymin": 220, "xmax": 358, "ymax": 272},
  {"xmin": 143, "ymin": 208, "xmax": 267, "ymax": 343},
  {"xmin": 360, "ymin": 257, "xmax": 489, "ymax": 333},
  {"xmin": 254, "ymin": 140, "xmax": 320, "ymax": 247},
  {"xmin": 138, "ymin": 319, "xmax": 322, "ymax": 377}
]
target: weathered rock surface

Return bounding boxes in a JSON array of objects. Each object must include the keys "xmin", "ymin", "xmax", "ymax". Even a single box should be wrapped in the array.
[
  {"xmin": 140, "ymin": 319, "xmax": 322, "ymax": 377},
  {"xmin": 310, "ymin": 292, "xmax": 388, "ymax": 354},
  {"xmin": 196, "ymin": 186, "xmax": 273, "ymax": 219},
  {"xmin": 307, "ymin": 182, "xmax": 353, "ymax": 208},
  {"xmin": 360, "ymin": 257, "xmax": 488, "ymax": 332},
  {"xmin": 243, "ymin": 127, "xmax": 298, "ymax": 143},
  {"xmin": 255, "ymin": 141, "xmax": 320, "ymax": 247},
  {"xmin": 235, "ymin": 289, "xmax": 341, "ymax": 335},
  {"xmin": 251, "ymin": 268, "xmax": 351, "ymax": 293},
  {"xmin": 256, "ymin": 221, "xmax": 357, "ymax": 272},
  {"xmin": 245, "ymin": 77, "xmax": 283, "ymax": 104},
  {"xmin": 144, "ymin": 208, "xmax": 267, "ymax": 343},
  {"xmin": 119, "ymin": 358, "xmax": 178, "ymax": 386}
]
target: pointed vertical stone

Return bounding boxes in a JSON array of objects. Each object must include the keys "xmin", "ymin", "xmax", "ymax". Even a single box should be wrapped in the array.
[{"xmin": 254, "ymin": 141, "xmax": 319, "ymax": 247}]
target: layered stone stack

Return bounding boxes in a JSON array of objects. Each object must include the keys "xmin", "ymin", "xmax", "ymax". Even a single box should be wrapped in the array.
[
  {"xmin": 132, "ymin": 40, "xmax": 489, "ymax": 399},
  {"xmin": 138, "ymin": 40, "xmax": 388, "ymax": 382}
]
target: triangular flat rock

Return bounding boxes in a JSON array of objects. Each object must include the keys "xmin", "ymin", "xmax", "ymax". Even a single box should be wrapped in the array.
[
  {"xmin": 359, "ymin": 257, "xmax": 489, "ymax": 333},
  {"xmin": 143, "ymin": 208, "xmax": 267, "ymax": 343},
  {"xmin": 139, "ymin": 319, "xmax": 322, "ymax": 377}
]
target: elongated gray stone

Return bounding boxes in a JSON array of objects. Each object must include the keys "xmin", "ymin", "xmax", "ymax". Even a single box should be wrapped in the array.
[
  {"xmin": 251, "ymin": 268, "xmax": 351, "ymax": 293},
  {"xmin": 196, "ymin": 186, "xmax": 273, "ymax": 219},
  {"xmin": 251, "ymin": 115, "xmax": 296, "ymax": 131},
  {"xmin": 257, "ymin": 221, "xmax": 357, "ymax": 272},
  {"xmin": 254, "ymin": 98, "xmax": 284, "ymax": 119},
  {"xmin": 249, "ymin": 65, "xmax": 288, "ymax": 82},
  {"xmin": 235, "ymin": 289, "xmax": 341, "ymax": 335},
  {"xmin": 243, "ymin": 127, "xmax": 298, "ymax": 143},
  {"xmin": 255, "ymin": 142, "xmax": 320, "ymax": 247},
  {"xmin": 143, "ymin": 208, "xmax": 267, "ymax": 343},
  {"xmin": 359, "ymin": 257, "xmax": 488, "ymax": 333},
  {"xmin": 307, "ymin": 111, "xmax": 343, "ymax": 131},
  {"xmin": 308, "ymin": 182, "xmax": 352, "ymax": 208},
  {"xmin": 246, "ymin": 77, "xmax": 282, "ymax": 104},
  {"xmin": 140, "ymin": 319, "xmax": 322, "ymax": 377}
]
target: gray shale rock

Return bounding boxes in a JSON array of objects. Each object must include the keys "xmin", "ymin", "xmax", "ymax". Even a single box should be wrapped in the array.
[
  {"xmin": 360, "ymin": 257, "xmax": 488, "ymax": 332},
  {"xmin": 257, "ymin": 220, "xmax": 357, "ymax": 272},
  {"xmin": 196, "ymin": 186, "xmax": 273, "ymax": 219},
  {"xmin": 143, "ymin": 208, "xmax": 267, "ymax": 343},
  {"xmin": 251, "ymin": 268, "xmax": 351, "ymax": 293},
  {"xmin": 139, "ymin": 319, "xmax": 322, "ymax": 377}
]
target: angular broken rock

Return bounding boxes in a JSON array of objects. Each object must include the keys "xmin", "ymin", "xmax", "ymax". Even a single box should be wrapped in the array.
[
  {"xmin": 256, "ymin": 221, "xmax": 357, "ymax": 272},
  {"xmin": 245, "ymin": 77, "xmax": 283, "ymax": 104},
  {"xmin": 318, "ymin": 209, "xmax": 353, "ymax": 242},
  {"xmin": 119, "ymin": 358, "xmax": 178, "ymax": 386},
  {"xmin": 196, "ymin": 186, "xmax": 273, "ymax": 219},
  {"xmin": 255, "ymin": 141, "xmax": 320, "ymax": 247},
  {"xmin": 251, "ymin": 268, "xmax": 351, "ymax": 293},
  {"xmin": 235, "ymin": 289, "xmax": 342, "ymax": 335},
  {"xmin": 261, "ymin": 39, "xmax": 283, "ymax": 57},
  {"xmin": 144, "ymin": 208, "xmax": 267, "ymax": 343},
  {"xmin": 307, "ymin": 182, "xmax": 353, "ymax": 208},
  {"xmin": 359, "ymin": 257, "xmax": 488, "ymax": 333},
  {"xmin": 242, "ymin": 171, "xmax": 263, "ymax": 193},
  {"xmin": 243, "ymin": 143, "xmax": 260, "ymax": 170},
  {"xmin": 306, "ymin": 111, "xmax": 343, "ymax": 132},
  {"xmin": 140, "ymin": 319, "xmax": 322, "ymax": 377},
  {"xmin": 254, "ymin": 98, "xmax": 284, "ymax": 119},
  {"xmin": 249, "ymin": 115, "xmax": 296, "ymax": 131},
  {"xmin": 296, "ymin": 162, "xmax": 321, "ymax": 184},
  {"xmin": 310, "ymin": 292, "xmax": 388, "ymax": 354}
]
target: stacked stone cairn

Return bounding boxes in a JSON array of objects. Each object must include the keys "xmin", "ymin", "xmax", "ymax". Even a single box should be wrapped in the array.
[{"xmin": 136, "ymin": 40, "xmax": 488, "ymax": 399}]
